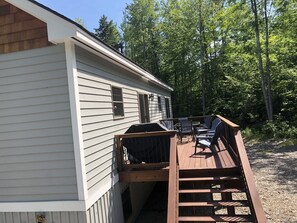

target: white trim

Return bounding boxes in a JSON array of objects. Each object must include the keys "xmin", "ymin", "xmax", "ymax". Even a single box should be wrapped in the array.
[
  {"xmin": 65, "ymin": 40, "xmax": 88, "ymax": 201},
  {"xmin": 0, "ymin": 201, "xmax": 85, "ymax": 212},
  {"xmin": 86, "ymin": 174, "xmax": 119, "ymax": 210}
]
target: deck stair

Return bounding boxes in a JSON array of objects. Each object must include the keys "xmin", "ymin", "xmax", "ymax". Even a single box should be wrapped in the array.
[{"xmin": 177, "ymin": 168, "xmax": 254, "ymax": 222}]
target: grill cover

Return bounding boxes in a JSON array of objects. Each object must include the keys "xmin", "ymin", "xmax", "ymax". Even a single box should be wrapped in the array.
[{"xmin": 122, "ymin": 123, "xmax": 170, "ymax": 163}]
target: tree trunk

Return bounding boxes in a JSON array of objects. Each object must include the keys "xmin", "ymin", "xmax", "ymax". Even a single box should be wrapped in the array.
[
  {"xmin": 199, "ymin": 1, "xmax": 206, "ymax": 115},
  {"xmin": 250, "ymin": 0, "xmax": 272, "ymax": 121},
  {"xmin": 264, "ymin": 0, "xmax": 273, "ymax": 120}
]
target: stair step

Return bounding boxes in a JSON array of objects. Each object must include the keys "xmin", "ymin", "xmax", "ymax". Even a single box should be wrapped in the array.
[
  {"xmin": 179, "ymin": 188, "xmax": 244, "ymax": 194},
  {"xmin": 178, "ymin": 215, "xmax": 253, "ymax": 222},
  {"xmin": 179, "ymin": 201, "xmax": 249, "ymax": 207},
  {"xmin": 179, "ymin": 176, "xmax": 241, "ymax": 182}
]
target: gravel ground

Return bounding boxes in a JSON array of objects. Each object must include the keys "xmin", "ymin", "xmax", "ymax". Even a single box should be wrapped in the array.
[{"xmin": 245, "ymin": 140, "xmax": 297, "ymax": 223}]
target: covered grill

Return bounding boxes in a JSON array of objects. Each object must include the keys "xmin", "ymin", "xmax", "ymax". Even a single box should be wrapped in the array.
[{"xmin": 122, "ymin": 123, "xmax": 171, "ymax": 163}]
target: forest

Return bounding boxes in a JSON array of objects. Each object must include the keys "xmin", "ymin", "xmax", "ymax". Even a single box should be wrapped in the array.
[{"xmin": 94, "ymin": 0, "xmax": 297, "ymax": 139}]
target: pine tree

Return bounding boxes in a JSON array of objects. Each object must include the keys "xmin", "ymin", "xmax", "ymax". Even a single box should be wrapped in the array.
[{"xmin": 94, "ymin": 15, "xmax": 121, "ymax": 51}]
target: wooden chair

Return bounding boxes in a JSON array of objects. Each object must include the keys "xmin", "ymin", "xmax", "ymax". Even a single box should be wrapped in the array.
[{"xmin": 194, "ymin": 121, "xmax": 223, "ymax": 154}]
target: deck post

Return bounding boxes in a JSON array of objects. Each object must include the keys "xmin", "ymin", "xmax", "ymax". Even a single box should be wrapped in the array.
[{"xmin": 115, "ymin": 136, "xmax": 123, "ymax": 172}]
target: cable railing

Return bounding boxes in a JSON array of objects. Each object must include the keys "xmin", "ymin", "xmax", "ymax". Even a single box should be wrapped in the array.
[{"xmin": 115, "ymin": 130, "xmax": 176, "ymax": 171}]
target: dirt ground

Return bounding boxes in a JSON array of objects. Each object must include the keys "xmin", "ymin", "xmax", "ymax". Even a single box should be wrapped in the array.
[{"xmin": 245, "ymin": 140, "xmax": 297, "ymax": 223}]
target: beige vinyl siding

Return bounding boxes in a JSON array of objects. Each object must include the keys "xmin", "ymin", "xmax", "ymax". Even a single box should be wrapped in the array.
[
  {"xmin": 0, "ymin": 44, "xmax": 77, "ymax": 201},
  {"xmin": 86, "ymin": 184, "xmax": 124, "ymax": 223},
  {"xmin": 0, "ymin": 212, "xmax": 87, "ymax": 223},
  {"xmin": 149, "ymin": 94, "xmax": 168, "ymax": 122},
  {"xmin": 75, "ymin": 46, "xmax": 171, "ymax": 198},
  {"xmin": 77, "ymin": 72, "xmax": 139, "ymax": 196}
]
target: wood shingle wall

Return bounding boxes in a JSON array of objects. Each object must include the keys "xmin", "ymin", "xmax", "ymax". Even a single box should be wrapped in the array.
[{"xmin": 0, "ymin": 0, "xmax": 52, "ymax": 54}]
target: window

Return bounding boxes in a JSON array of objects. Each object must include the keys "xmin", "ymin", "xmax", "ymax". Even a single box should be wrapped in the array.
[
  {"xmin": 112, "ymin": 86, "xmax": 124, "ymax": 118},
  {"xmin": 158, "ymin": 96, "xmax": 162, "ymax": 111},
  {"xmin": 139, "ymin": 94, "xmax": 150, "ymax": 123},
  {"xmin": 165, "ymin": 98, "xmax": 171, "ymax": 118}
]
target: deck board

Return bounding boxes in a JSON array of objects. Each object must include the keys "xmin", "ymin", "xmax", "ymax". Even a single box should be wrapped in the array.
[{"xmin": 177, "ymin": 138, "xmax": 237, "ymax": 170}]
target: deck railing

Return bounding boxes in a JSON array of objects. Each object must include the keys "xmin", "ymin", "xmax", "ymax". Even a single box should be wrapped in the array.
[
  {"xmin": 217, "ymin": 115, "xmax": 267, "ymax": 223},
  {"xmin": 160, "ymin": 115, "xmax": 210, "ymax": 128},
  {"xmin": 115, "ymin": 130, "xmax": 176, "ymax": 171}
]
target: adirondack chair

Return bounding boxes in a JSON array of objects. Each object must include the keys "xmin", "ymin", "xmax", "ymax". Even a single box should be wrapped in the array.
[
  {"xmin": 200, "ymin": 116, "xmax": 212, "ymax": 129},
  {"xmin": 197, "ymin": 117, "xmax": 221, "ymax": 135},
  {"xmin": 178, "ymin": 117, "xmax": 193, "ymax": 142},
  {"xmin": 161, "ymin": 120, "xmax": 174, "ymax": 130},
  {"xmin": 194, "ymin": 120, "xmax": 223, "ymax": 154}
]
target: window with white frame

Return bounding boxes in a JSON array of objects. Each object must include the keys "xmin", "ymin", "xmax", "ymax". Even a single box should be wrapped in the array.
[{"xmin": 112, "ymin": 86, "xmax": 124, "ymax": 118}]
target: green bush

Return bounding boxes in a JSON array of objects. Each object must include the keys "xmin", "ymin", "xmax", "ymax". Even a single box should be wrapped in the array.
[{"xmin": 261, "ymin": 120, "xmax": 297, "ymax": 139}]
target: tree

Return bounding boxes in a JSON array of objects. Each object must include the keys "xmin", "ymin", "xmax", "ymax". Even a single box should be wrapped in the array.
[
  {"xmin": 122, "ymin": 0, "xmax": 161, "ymax": 76},
  {"xmin": 94, "ymin": 15, "xmax": 121, "ymax": 51},
  {"xmin": 74, "ymin": 18, "xmax": 86, "ymax": 27},
  {"xmin": 121, "ymin": 0, "xmax": 297, "ymax": 130},
  {"xmin": 249, "ymin": 0, "xmax": 273, "ymax": 121}
]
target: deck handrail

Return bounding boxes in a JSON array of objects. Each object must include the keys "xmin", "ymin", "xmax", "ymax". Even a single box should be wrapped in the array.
[
  {"xmin": 235, "ymin": 131, "xmax": 267, "ymax": 223},
  {"xmin": 160, "ymin": 115, "xmax": 210, "ymax": 123},
  {"xmin": 115, "ymin": 130, "xmax": 176, "ymax": 139},
  {"xmin": 167, "ymin": 136, "xmax": 178, "ymax": 223},
  {"xmin": 216, "ymin": 114, "xmax": 240, "ymax": 130},
  {"xmin": 219, "ymin": 115, "xmax": 267, "ymax": 223}
]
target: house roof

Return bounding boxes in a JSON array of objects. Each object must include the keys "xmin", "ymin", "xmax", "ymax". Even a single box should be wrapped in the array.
[{"xmin": 5, "ymin": 0, "xmax": 173, "ymax": 91}]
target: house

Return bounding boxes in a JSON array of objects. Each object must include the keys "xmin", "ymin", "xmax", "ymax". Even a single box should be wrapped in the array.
[{"xmin": 0, "ymin": 0, "xmax": 173, "ymax": 222}]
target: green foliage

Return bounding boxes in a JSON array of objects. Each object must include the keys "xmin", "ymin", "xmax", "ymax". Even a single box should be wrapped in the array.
[
  {"xmin": 94, "ymin": 15, "xmax": 121, "ymax": 50},
  {"xmin": 119, "ymin": 0, "xmax": 297, "ymax": 138},
  {"xmin": 121, "ymin": 0, "xmax": 161, "ymax": 76},
  {"xmin": 74, "ymin": 18, "xmax": 86, "ymax": 27},
  {"xmin": 261, "ymin": 120, "xmax": 297, "ymax": 139}
]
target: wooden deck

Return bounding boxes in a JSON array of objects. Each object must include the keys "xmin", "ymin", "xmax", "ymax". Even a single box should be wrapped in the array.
[
  {"xmin": 119, "ymin": 137, "xmax": 238, "ymax": 182},
  {"xmin": 177, "ymin": 138, "xmax": 237, "ymax": 170},
  {"xmin": 116, "ymin": 116, "xmax": 267, "ymax": 222}
]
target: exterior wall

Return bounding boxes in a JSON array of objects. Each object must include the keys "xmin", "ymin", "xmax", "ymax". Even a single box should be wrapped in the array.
[
  {"xmin": 0, "ymin": 0, "xmax": 52, "ymax": 54},
  {"xmin": 0, "ymin": 212, "xmax": 87, "ymax": 223},
  {"xmin": 0, "ymin": 44, "xmax": 78, "ymax": 202},
  {"xmin": 75, "ymin": 45, "xmax": 171, "ymax": 199},
  {"xmin": 149, "ymin": 95, "xmax": 170, "ymax": 122},
  {"xmin": 86, "ymin": 183, "xmax": 124, "ymax": 223}
]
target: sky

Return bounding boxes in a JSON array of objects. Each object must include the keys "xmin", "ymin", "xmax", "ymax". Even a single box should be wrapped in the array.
[{"xmin": 36, "ymin": 0, "xmax": 133, "ymax": 32}]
